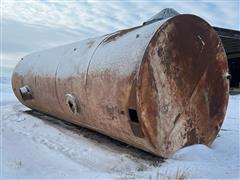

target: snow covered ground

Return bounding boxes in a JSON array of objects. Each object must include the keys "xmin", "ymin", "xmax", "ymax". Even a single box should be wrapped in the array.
[{"xmin": 1, "ymin": 67, "xmax": 239, "ymax": 179}]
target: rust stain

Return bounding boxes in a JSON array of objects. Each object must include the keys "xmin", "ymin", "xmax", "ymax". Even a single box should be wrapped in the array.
[
  {"xmin": 103, "ymin": 26, "xmax": 141, "ymax": 43},
  {"xmin": 86, "ymin": 40, "xmax": 95, "ymax": 48}
]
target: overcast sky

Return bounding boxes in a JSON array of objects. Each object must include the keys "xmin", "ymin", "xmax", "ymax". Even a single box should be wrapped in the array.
[{"xmin": 2, "ymin": 0, "xmax": 240, "ymax": 68}]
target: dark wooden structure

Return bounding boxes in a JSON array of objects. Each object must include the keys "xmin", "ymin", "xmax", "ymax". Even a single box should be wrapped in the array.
[{"xmin": 214, "ymin": 27, "xmax": 240, "ymax": 88}]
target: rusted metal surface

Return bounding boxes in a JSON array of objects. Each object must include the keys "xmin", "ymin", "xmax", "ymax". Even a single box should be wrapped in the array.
[{"xmin": 12, "ymin": 14, "xmax": 229, "ymax": 157}]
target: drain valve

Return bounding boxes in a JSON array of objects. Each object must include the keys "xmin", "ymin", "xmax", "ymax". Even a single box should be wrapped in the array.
[{"xmin": 19, "ymin": 85, "xmax": 33, "ymax": 100}]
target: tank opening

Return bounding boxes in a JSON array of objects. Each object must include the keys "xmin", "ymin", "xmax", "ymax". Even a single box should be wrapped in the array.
[
  {"xmin": 128, "ymin": 109, "xmax": 139, "ymax": 123},
  {"xmin": 67, "ymin": 99, "xmax": 78, "ymax": 114},
  {"xmin": 128, "ymin": 109, "xmax": 144, "ymax": 138},
  {"xmin": 65, "ymin": 93, "xmax": 78, "ymax": 114},
  {"xmin": 68, "ymin": 101, "xmax": 74, "ymax": 111}
]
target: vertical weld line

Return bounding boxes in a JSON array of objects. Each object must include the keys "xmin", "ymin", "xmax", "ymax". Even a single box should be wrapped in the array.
[
  {"xmin": 84, "ymin": 34, "xmax": 114, "ymax": 91},
  {"xmin": 54, "ymin": 62, "xmax": 64, "ymax": 111},
  {"xmin": 54, "ymin": 47, "xmax": 71, "ymax": 112}
]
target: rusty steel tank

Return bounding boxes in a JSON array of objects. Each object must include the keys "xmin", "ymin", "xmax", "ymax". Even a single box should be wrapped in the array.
[{"xmin": 12, "ymin": 14, "xmax": 229, "ymax": 157}]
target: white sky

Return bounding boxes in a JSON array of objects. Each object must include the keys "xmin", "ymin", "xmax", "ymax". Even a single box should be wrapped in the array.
[{"xmin": 2, "ymin": 0, "xmax": 240, "ymax": 68}]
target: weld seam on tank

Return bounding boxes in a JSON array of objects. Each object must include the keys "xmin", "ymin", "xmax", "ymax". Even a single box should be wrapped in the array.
[
  {"xmin": 12, "ymin": 14, "xmax": 229, "ymax": 157},
  {"xmin": 54, "ymin": 62, "xmax": 64, "ymax": 111},
  {"xmin": 84, "ymin": 35, "xmax": 111, "ymax": 91}
]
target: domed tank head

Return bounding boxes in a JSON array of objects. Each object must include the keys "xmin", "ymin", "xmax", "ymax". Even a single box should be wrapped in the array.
[{"xmin": 136, "ymin": 14, "xmax": 229, "ymax": 157}]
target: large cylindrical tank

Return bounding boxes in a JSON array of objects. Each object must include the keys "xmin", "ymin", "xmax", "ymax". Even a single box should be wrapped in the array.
[{"xmin": 12, "ymin": 15, "xmax": 229, "ymax": 157}]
